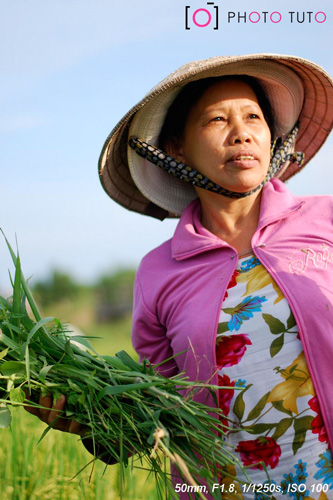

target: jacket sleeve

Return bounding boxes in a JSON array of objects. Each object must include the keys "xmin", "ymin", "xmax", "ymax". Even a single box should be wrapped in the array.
[
  {"xmin": 82, "ymin": 273, "xmax": 178, "ymax": 465},
  {"xmin": 131, "ymin": 272, "xmax": 179, "ymax": 378}
]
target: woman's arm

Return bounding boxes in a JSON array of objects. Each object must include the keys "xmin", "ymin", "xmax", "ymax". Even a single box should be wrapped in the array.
[
  {"xmin": 24, "ymin": 270, "xmax": 178, "ymax": 465},
  {"xmin": 131, "ymin": 272, "xmax": 178, "ymax": 377}
]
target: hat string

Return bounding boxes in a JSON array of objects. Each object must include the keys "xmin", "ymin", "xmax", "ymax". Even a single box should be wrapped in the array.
[{"xmin": 129, "ymin": 123, "xmax": 304, "ymax": 199}]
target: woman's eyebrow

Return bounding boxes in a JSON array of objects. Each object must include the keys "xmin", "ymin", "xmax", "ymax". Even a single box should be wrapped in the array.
[{"xmin": 201, "ymin": 102, "xmax": 261, "ymax": 117}]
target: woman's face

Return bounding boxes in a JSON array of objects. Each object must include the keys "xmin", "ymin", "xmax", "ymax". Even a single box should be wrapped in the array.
[{"xmin": 171, "ymin": 79, "xmax": 272, "ymax": 195}]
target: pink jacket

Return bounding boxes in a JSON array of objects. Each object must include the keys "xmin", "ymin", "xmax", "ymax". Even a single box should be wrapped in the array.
[{"xmin": 131, "ymin": 178, "xmax": 333, "ymax": 472}]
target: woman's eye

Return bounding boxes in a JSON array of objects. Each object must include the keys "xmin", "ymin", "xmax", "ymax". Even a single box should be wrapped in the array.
[
  {"xmin": 210, "ymin": 117, "xmax": 225, "ymax": 122},
  {"xmin": 249, "ymin": 113, "xmax": 260, "ymax": 119}
]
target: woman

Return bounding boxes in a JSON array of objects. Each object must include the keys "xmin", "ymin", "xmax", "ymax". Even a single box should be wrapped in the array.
[{"xmin": 30, "ymin": 54, "xmax": 333, "ymax": 498}]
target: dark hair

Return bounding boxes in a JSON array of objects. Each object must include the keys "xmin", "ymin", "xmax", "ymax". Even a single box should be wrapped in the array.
[{"xmin": 158, "ymin": 75, "xmax": 274, "ymax": 150}]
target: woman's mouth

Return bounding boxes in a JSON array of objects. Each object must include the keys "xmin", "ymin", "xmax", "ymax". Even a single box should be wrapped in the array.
[
  {"xmin": 236, "ymin": 155, "xmax": 255, "ymax": 160},
  {"xmin": 227, "ymin": 151, "xmax": 259, "ymax": 168}
]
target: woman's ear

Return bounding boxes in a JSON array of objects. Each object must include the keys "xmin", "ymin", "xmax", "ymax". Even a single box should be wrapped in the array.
[{"xmin": 164, "ymin": 137, "xmax": 187, "ymax": 163}]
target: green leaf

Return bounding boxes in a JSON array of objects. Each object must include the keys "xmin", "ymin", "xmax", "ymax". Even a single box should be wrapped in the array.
[
  {"xmin": 0, "ymin": 231, "xmax": 42, "ymax": 323},
  {"xmin": 7, "ymin": 378, "xmax": 14, "ymax": 392},
  {"xmin": 262, "ymin": 314, "xmax": 286, "ymax": 334},
  {"xmin": 25, "ymin": 342, "xmax": 31, "ymax": 391},
  {"xmin": 147, "ymin": 426, "xmax": 157, "ymax": 445},
  {"xmin": 198, "ymin": 466, "xmax": 212, "ymax": 480},
  {"xmin": 233, "ymin": 392, "xmax": 245, "ymax": 421},
  {"xmin": 97, "ymin": 382, "xmax": 159, "ymax": 401},
  {"xmin": 217, "ymin": 322, "xmax": 229, "ymax": 334},
  {"xmin": 222, "ymin": 307, "xmax": 234, "ymax": 316},
  {"xmin": 67, "ymin": 378, "xmax": 81, "ymax": 392},
  {"xmin": 27, "ymin": 317, "xmax": 54, "ymax": 344},
  {"xmin": 177, "ymin": 408, "xmax": 209, "ymax": 433},
  {"xmin": 0, "ymin": 333, "xmax": 19, "ymax": 350},
  {"xmin": 102, "ymin": 355, "xmax": 131, "ymax": 372},
  {"xmin": 1, "ymin": 231, "xmax": 44, "ymax": 323},
  {"xmin": 0, "ymin": 404, "xmax": 11, "ymax": 428},
  {"xmin": 271, "ymin": 400, "xmax": 293, "ymax": 416},
  {"xmin": 272, "ymin": 418, "xmax": 293, "ymax": 441},
  {"xmin": 48, "ymin": 365, "xmax": 99, "ymax": 387},
  {"xmin": 9, "ymin": 387, "xmax": 25, "ymax": 404},
  {"xmin": 115, "ymin": 350, "xmax": 141, "ymax": 371},
  {"xmin": 233, "ymin": 384, "xmax": 252, "ymax": 421},
  {"xmin": 293, "ymin": 416, "xmax": 313, "ymax": 454},
  {"xmin": 270, "ymin": 334, "xmax": 285, "ymax": 358},
  {"xmin": 0, "ymin": 360, "xmax": 26, "ymax": 376},
  {"xmin": 0, "ymin": 296, "xmax": 11, "ymax": 311},
  {"xmin": 246, "ymin": 392, "xmax": 270, "ymax": 422},
  {"xmin": 286, "ymin": 309, "xmax": 297, "ymax": 330},
  {"xmin": 12, "ymin": 252, "xmax": 22, "ymax": 328},
  {"xmin": 67, "ymin": 392, "xmax": 80, "ymax": 406},
  {"xmin": 64, "ymin": 340, "xmax": 75, "ymax": 360},
  {"xmin": 0, "ymin": 347, "xmax": 9, "ymax": 360},
  {"xmin": 38, "ymin": 365, "xmax": 54, "ymax": 383},
  {"xmin": 77, "ymin": 392, "xmax": 86, "ymax": 406},
  {"xmin": 69, "ymin": 335, "xmax": 94, "ymax": 351},
  {"xmin": 246, "ymin": 423, "xmax": 275, "ymax": 434},
  {"xmin": 36, "ymin": 417, "xmax": 62, "ymax": 445}
]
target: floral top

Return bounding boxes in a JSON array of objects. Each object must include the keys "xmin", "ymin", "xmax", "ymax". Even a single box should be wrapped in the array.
[{"xmin": 216, "ymin": 254, "xmax": 332, "ymax": 500}]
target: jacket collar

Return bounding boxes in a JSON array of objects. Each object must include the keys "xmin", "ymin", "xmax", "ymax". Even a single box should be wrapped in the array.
[{"xmin": 171, "ymin": 179, "xmax": 303, "ymax": 260}]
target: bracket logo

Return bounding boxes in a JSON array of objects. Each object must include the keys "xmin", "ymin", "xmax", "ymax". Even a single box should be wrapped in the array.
[{"xmin": 185, "ymin": 2, "xmax": 219, "ymax": 29}]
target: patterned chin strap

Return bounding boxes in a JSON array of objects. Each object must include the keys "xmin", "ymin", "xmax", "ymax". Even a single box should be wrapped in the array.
[{"xmin": 129, "ymin": 123, "xmax": 305, "ymax": 199}]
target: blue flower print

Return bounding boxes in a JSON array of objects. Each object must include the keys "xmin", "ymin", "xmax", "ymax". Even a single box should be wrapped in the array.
[
  {"xmin": 314, "ymin": 450, "xmax": 333, "ymax": 488},
  {"xmin": 235, "ymin": 379, "xmax": 246, "ymax": 388},
  {"xmin": 280, "ymin": 462, "xmax": 310, "ymax": 499},
  {"xmin": 281, "ymin": 473, "xmax": 294, "ymax": 496},
  {"xmin": 240, "ymin": 255, "xmax": 261, "ymax": 272},
  {"xmin": 254, "ymin": 480, "xmax": 277, "ymax": 500},
  {"xmin": 223, "ymin": 295, "xmax": 267, "ymax": 331},
  {"xmin": 294, "ymin": 460, "xmax": 308, "ymax": 483}
]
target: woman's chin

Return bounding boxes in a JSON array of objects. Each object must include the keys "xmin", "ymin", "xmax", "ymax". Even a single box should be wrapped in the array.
[
  {"xmin": 218, "ymin": 172, "xmax": 268, "ymax": 194},
  {"xmin": 194, "ymin": 172, "xmax": 268, "ymax": 201}
]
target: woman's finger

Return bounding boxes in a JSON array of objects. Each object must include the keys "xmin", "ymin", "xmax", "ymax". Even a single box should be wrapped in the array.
[
  {"xmin": 48, "ymin": 395, "xmax": 66, "ymax": 425},
  {"xmin": 23, "ymin": 390, "xmax": 42, "ymax": 418},
  {"xmin": 39, "ymin": 393, "xmax": 53, "ymax": 422},
  {"xmin": 24, "ymin": 391, "xmax": 85, "ymax": 435},
  {"xmin": 68, "ymin": 419, "xmax": 85, "ymax": 436}
]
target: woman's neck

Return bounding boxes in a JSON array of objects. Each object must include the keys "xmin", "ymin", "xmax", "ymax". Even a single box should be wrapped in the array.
[{"xmin": 198, "ymin": 189, "xmax": 263, "ymax": 255}]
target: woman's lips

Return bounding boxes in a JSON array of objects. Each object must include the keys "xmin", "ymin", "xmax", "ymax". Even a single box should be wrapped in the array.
[{"xmin": 227, "ymin": 151, "xmax": 259, "ymax": 168}]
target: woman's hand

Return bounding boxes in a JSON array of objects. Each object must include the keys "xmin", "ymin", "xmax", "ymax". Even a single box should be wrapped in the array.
[
  {"xmin": 24, "ymin": 392, "xmax": 86, "ymax": 437},
  {"xmin": 24, "ymin": 391, "xmax": 117, "ymax": 465}
]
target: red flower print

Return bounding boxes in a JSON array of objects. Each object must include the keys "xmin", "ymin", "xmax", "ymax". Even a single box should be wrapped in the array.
[
  {"xmin": 236, "ymin": 437, "xmax": 281, "ymax": 470},
  {"xmin": 218, "ymin": 374, "xmax": 235, "ymax": 414},
  {"xmin": 224, "ymin": 270, "xmax": 240, "ymax": 299},
  {"xmin": 218, "ymin": 374, "xmax": 235, "ymax": 431},
  {"xmin": 216, "ymin": 334, "xmax": 252, "ymax": 368},
  {"xmin": 308, "ymin": 396, "xmax": 328, "ymax": 444}
]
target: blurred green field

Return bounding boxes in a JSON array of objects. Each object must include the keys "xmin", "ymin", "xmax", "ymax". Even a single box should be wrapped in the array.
[{"xmin": 0, "ymin": 293, "xmax": 168, "ymax": 500}]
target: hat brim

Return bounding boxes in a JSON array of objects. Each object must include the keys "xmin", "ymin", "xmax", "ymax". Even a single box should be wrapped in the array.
[{"xmin": 99, "ymin": 53, "xmax": 333, "ymax": 219}]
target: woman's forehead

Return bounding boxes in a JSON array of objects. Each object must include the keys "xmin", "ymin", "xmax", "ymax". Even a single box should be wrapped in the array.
[{"xmin": 187, "ymin": 79, "xmax": 260, "ymax": 117}]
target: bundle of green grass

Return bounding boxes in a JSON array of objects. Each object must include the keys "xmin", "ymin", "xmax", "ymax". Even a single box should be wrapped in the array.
[{"xmin": 0, "ymin": 236, "xmax": 270, "ymax": 500}]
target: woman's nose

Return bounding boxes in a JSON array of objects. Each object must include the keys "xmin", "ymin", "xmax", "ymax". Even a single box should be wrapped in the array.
[
  {"xmin": 233, "ymin": 134, "xmax": 251, "ymax": 144},
  {"xmin": 230, "ymin": 131, "xmax": 251, "ymax": 144},
  {"xmin": 229, "ymin": 121, "xmax": 251, "ymax": 144}
]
